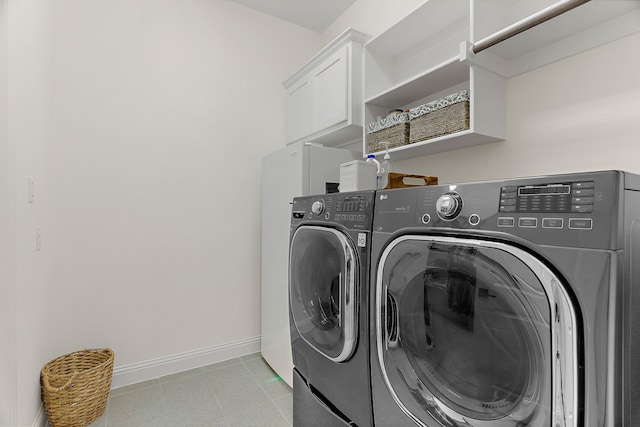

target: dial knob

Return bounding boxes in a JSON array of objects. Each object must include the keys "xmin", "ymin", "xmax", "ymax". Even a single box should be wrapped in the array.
[
  {"xmin": 311, "ymin": 200, "xmax": 325, "ymax": 216},
  {"xmin": 436, "ymin": 192, "xmax": 463, "ymax": 220}
]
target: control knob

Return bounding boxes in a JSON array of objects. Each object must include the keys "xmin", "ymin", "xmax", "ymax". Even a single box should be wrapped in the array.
[
  {"xmin": 311, "ymin": 200, "xmax": 325, "ymax": 216},
  {"xmin": 436, "ymin": 192, "xmax": 463, "ymax": 220}
]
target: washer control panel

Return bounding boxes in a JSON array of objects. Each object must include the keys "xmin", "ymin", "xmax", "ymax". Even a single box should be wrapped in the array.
[{"xmin": 292, "ymin": 192, "xmax": 375, "ymax": 230}]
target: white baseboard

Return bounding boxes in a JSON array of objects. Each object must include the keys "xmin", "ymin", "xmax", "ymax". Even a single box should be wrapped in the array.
[
  {"xmin": 32, "ymin": 406, "xmax": 47, "ymax": 427},
  {"xmin": 111, "ymin": 336, "xmax": 261, "ymax": 389}
]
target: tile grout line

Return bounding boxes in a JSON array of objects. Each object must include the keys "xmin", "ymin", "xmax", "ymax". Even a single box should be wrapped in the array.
[
  {"xmin": 241, "ymin": 356, "xmax": 293, "ymax": 425},
  {"xmin": 205, "ymin": 362, "xmax": 231, "ymax": 426},
  {"xmin": 100, "ymin": 354, "xmax": 290, "ymax": 427}
]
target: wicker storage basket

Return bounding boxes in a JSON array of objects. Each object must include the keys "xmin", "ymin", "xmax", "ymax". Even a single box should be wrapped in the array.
[
  {"xmin": 409, "ymin": 90, "xmax": 470, "ymax": 144},
  {"xmin": 41, "ymin": 348, "xmax": 114, "ymax": 427},
  {"xmin": 366, "ymin": 112, "xmax": 410, "ymax": 153}
]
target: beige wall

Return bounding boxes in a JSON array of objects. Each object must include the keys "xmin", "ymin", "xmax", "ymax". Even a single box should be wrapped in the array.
[
  {"xmin": 5, "ymin": 0, "xmax": 320, "ymax": 424},
  {"xmin": 0, "ymin": 0, "xmax": 17, "ymax": 424},
  {"xmin": 320, "ymin": 0, "xmax": 424, "ymax": 45}
]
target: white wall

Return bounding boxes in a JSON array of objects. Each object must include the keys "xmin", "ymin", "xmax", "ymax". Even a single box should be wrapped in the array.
[
  {"xmin": 9, "ymin": 0, "xmax": 51, "ymax": 424},
  {"xmin": 0, "ymin": 0, "xmax": 18, "ymax": 425},
  {"xmin": 322, "ymin": 0, "xmax": 640, "ymax": 183},
  {"xmin": 320, "ymin": 0, "xmax": 424, "ymax": 45},
  {"xmin": 6, "ymin": 0, "xmax": 320, "ymax": 424}
]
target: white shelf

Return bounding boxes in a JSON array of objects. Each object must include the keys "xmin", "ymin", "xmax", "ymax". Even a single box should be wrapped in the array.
[
  {"xmin": 365, "ymin": 0, "xmax": 468, "ymax": 54},
  {"xmin": 362, "ymin": 0, "xmax": 506, "ymax": 159},
  {"xmin": 361, "ymin": 0, "xmax": 640, "ymax": 160},
  {"xmin": 364, "ymin": 0, "xmax": 469, "ymax": 101},
  {"xmin": 370, "ymin": 130, "xmax": 502, "ymax": 161},
  {"xmin": 365, "ymin": 57, "xmax": 468, "ymax": 108}
]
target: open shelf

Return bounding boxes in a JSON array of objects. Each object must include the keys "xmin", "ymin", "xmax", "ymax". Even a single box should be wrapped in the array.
[
  {"xmin": 362, "ymin": 0, "xmax": 506, "ymax": 159},
  {"xmin": 361, "ymin": 0, "xmax": 640, "ymax": 160},
  {"xmin": 363, "ymin": 0, "xmax": 469, "ymax": 101},
  {"xmin": 372, "ymin": 129, "xmax": 502, "ymax": 161},
  {"xmin": 365, "ymin": 57, "xmax": 468, "ymax": 108}
]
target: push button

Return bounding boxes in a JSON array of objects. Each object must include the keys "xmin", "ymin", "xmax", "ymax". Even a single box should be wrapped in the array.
[
  {"xmin": 572, "ymin": 181, "xmax": 595, "ymax": 189},
  {"xmin": 497, "ymin": 217, "xmax": 515, "ymax": 227},
  {"xmin": 518, "ymin": 218, "xmax": 538, "ymax": 228},
  {"xmin": 569, "ymin": 218, "xmax": 593, "ymax": 230},
  {"xmin": 571, "ymin": 197, "xmax": 594, "ymax": 205},
  {"xmin": 572, "ymin": 188, "xmax": 594, "ymax": 197},
  {"xmin": 542, "ymin": 218, "xmax": 563, "ymax": 229},
  {"xmin": 571, "ymin": 205, "xmax": 593, "ymax": 213},
  {"xmin": 500, "ymin": 205, "xmax": 516, "ymax": 213}
]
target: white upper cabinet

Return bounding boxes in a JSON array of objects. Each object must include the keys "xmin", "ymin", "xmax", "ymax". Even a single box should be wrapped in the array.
[
  {"xmin": 287, "ymin": 79, "xmax": 313, "ymax": 143},
  {"xmin": 284, "ymin": 28, "xmax": 369, "ymax": 147},
  {"xmin": 312, "ymin": 46, "xmax": 348, "ymax": 132}
]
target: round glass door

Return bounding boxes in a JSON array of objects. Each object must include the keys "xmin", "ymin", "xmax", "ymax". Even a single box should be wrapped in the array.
[
  {"xmin": 376, "ymin": 235, "xmax": 578, "ymax": 427},
  {"xmin": 289, "ymin": 226, "xmax": 358, "ymax": 362}
]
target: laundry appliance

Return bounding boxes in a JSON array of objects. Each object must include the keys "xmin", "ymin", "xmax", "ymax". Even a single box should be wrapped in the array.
[
  {"xmin": 262, "ymin": 142, "xmax": 358, "ymax": 387},
  {"xmin": 289, "ymin": 191, "xmax": 375, "ymax": 426},
  {"xmin": 369, "ymin": 170, "xmax": 640, "ymax": 427}
]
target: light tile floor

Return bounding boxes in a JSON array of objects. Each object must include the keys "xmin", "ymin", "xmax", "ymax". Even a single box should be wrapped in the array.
[{"xmin": 86, "ymin": 353, "xmax": 292, "ymax": 427}]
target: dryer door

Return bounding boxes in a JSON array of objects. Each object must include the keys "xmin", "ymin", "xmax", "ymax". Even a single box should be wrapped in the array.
[
  {"xmin": 289, "ymin": 226, "xmax": 358, "ymax": 362},
  {"xmin": 376, "ymin": 235, "xmax": 579, "ymax": 427}
]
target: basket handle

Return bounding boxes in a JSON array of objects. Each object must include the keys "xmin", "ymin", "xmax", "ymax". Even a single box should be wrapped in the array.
[{"xmin": 42, "ymin": 371, "xmax": 80, "ymax": 393}]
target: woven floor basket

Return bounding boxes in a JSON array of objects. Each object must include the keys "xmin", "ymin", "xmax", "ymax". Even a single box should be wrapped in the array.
[{"xmin": 41, "ymin": 348, "xmax": 114, "ymax": 427}]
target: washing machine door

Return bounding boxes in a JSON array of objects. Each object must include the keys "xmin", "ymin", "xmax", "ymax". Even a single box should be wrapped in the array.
[
  {"xmin": 376, "ymin": 235, "xmax": 579, "ymax": 427},
  {"xmin": 289, "ymin": 225, "xmax": 358, "ymax": 362}
]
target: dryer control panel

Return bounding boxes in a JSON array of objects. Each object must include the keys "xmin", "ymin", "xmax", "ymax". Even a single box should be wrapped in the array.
[
  {"xmin": 373, "ymin": 171, "xmax": 633, "ymax": 250},
  {"xmin": 499, "ymin": 181, "xmax": 594, "ymax": 214}
]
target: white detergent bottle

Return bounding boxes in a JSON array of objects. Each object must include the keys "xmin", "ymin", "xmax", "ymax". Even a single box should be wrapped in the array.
[
  {"xmin": 366, "ymin": 154, "xmax": 382, "ymax": 189},
  {"xmin": 379, "ymin": 142, "xmax": 394, "ymax": 190}
]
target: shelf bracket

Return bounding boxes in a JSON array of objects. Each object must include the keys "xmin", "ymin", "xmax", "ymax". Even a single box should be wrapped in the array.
[
  {"xmin": 459, "ymin": 41, "xmax": 513, "ymax": 78},
  {"xmin": 471, "ymin": 0, "xmax": 591, "ymax": 54}
]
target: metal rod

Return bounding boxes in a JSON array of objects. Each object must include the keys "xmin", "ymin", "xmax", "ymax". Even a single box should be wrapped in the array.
[{"xmin": 472, "ymin": 0, "xmax": 591, "ymax": 54}]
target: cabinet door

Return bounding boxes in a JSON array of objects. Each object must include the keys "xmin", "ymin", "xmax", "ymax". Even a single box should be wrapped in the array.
[
  {"xmin": 287, "ymin": 79, "xmax": 313, "ymax": 143},
  {"xmin": 312, "ymin": 46, "xmax": 348, "ymax": 133}
]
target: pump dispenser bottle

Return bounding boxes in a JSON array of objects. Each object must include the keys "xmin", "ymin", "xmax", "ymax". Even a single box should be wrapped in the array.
[
  {"xmin": 366, "ymin": 154, "xmax": 381, "ymax": 189},
  {"xmin": 379, "ymin": 142, "xmax": 394, "ymax": 190}
]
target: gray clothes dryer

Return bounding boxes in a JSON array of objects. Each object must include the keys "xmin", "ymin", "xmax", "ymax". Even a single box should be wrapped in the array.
[
  {"xmin": 369, "ymin": 171, "xmax": 640, "ymax": 427},
  {"xmin": 289, "ymin": 191, "xmax": 375, "ymax": 426}
]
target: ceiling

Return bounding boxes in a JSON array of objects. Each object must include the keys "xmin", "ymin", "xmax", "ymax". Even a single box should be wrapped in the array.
[{"xmin": 226, "ymin": 0, "xmax": 356, "ymax": 33}]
